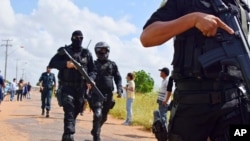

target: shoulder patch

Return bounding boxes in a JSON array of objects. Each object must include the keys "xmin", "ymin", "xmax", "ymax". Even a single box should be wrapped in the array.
[
  {"xmin": 200, "ymin": 0, "xmax": 211, "ymax": 8},
  {"xmin": 159, "ymin": 0, "xmax": 168, "ymax": 8}
]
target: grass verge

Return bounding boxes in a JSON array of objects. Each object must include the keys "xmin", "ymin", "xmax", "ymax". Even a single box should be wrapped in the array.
[{"xmin": 109, "ymin": 92, "xmax": 158, "ymax": 131}]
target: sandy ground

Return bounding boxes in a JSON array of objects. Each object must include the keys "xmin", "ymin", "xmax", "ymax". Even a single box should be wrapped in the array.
[{"xmin": 0, "ymin": 89, "xmax": 156, "ymax": 141}]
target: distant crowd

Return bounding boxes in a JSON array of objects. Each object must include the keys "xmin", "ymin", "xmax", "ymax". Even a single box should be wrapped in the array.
[{"xmin": 1, "ymin": 78, "xmax": 32, "ymax": 102}]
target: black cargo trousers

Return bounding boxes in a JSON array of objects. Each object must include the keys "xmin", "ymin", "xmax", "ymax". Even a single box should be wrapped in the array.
[
  {"xmin": 61, "ymin": 84, "xmax": 87, "ymax": 135},
  {"xmin": 168, "ymin": 80, "xmax": 250, "ymax": 141},
  {"xmin": 88, "ymin": 89, "xmax": 114, "ymax": 138}
]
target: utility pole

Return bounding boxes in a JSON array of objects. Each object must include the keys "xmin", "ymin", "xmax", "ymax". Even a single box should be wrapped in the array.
[
  {"xmin": 16, "ymin": 59, "xmax": 18, "ymax": 80},
  {"xmin": 1, "ymin": 39, "xmax": 12, "ymax": 80},
  {"xmin": 21, "ymin": 68, "xmax": 25, "ymax": 79}
]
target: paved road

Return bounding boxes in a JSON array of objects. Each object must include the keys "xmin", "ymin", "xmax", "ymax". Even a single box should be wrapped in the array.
[{"xmin": 0, "ymin": 90, "xmax": 156, "ymax": 141}]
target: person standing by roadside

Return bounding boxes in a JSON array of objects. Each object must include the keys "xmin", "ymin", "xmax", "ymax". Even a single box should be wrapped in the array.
[
  {"xmin": 22, "ymin": 83, "xmax": 28, "ymax": 99},
  {"xmin": 39, "ymin": 66, "xmax": 56, "ymax": 118},
  {"xmin": 10, "ymin": 78, "xmax": 17, "ymax": 101},
  {"xmin": 152, "ymin": 69, "xmax": 174, "ymax": 141},
  {"xmin": 16, "ymin": 79, "xmax": 25, "ymax": 101},
  {"xmin": 122, "ymin": 72, "xmax": 136, "ymax": 126},
  {"xmin": 157, "ymin": 67, "xmax": 171, "ymax": 124},
  {"xmin": 26, "ymin": 82, "xmax": 32, "ymax": 99}
]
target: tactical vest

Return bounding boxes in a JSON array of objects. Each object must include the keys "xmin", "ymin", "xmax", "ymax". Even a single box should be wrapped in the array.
[
  {"xmin": 172, "ymin": 0, "xmax": 249, "ymax": 81},
  {"xmin": 94, "ymin": 60, "xmax": 114, "ymax": 90},
  {"xmin": 58, "ymin": 46, "xmax": 90, "ymax": 82}
]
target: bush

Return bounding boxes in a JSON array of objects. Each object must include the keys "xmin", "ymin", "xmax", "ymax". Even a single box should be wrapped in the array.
[{"xmin": 134, "ymin": 70, "xmax": 154, "ymax": 93}]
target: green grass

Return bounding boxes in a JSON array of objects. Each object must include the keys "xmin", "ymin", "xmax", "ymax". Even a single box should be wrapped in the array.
[{"xmin": 109, "ymin": 92, "xmax": 158, "ymax": 131}]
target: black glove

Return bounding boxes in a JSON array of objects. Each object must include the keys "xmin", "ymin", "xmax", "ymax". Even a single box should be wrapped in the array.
[
  {"xmin": 117, "ymin": 89, "xmax": 123, "ymax": 98},
  {"xmin": 117, "ymin": 93, "xmax": 122, "ymax": 98}
]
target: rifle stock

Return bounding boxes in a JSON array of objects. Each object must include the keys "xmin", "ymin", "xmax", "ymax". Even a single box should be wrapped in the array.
[
  {"xmin": 63, "ymin": 48, "xmax": 106, "ymax": 101},
  {"xmin": 199, "ymin": 0, "xmax": 250, "ymax": 94}
]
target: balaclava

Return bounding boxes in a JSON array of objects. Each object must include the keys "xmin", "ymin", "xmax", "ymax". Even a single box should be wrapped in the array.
[{"xmin": 71, "ymin": 30, "xmax": 83, "ymax": 50}]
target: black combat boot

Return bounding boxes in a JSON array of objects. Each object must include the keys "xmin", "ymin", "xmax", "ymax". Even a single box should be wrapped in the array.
[
  {"xmin": 41, "ymin": 109, "xmax": 45, "ymax": 115},
  {"xmin": 91, "ymin": 130, "xmax": 101, "ymax": 141},
  {"xmin": 93, "ymin": 135, "xmax": 101, "ymax": 141},
  {"xmin": 62, "ymin": 134, "xmax": 74, "ymax": 141}
]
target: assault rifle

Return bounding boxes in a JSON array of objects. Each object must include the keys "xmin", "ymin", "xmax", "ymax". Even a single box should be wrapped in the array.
[
  {"xmin": 62, "ymin": 48, "xmax": 106, "ymax": 101},
  {"xmin": 199, "ymin": 0, "xmax": 250, "ymax": 94}
]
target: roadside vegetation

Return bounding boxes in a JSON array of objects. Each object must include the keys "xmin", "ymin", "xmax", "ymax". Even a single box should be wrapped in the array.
[{"xmin": 110, "ymin": 92, "xmax": 159, "ymax": 132}]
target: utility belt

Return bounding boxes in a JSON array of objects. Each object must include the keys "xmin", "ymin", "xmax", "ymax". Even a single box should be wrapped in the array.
[
  {"xmin": 175, "ymin": 80, "xmax": 241, "ymax": 104},
  {"xmin": 176, "ymin": 80, "xmax": 236, "ymax": 91},
  {"xmin": 60, "ymin": 81, "xmax": 85, "ymax": 87}
]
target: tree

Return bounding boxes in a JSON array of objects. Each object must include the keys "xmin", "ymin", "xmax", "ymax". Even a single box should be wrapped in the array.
[{"xmin": 134, "ymin": 70, "xmax": 154, "ymax": 93}]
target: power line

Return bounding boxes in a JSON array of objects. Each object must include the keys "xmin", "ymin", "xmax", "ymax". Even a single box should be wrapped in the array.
[{"xmin": 1, "ymin": 39, "xmax": 12, "ymax": 80}]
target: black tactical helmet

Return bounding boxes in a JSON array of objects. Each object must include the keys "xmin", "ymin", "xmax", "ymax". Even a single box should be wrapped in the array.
[{"xmin": 94, "ymin": 41, "xmax": 110, "ymax": 60}]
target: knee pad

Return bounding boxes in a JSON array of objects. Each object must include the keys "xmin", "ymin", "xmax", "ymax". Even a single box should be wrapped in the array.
[
  {"xmin": 63, "ymin": 94, "xmax": 74, "ymax": 104},
  {"xmin": 94, "ymin": 108, "xmax": 102, "ymax": 120}
]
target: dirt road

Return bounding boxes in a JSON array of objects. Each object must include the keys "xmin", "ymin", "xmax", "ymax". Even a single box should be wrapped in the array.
[{"xmin": 0, "ymin": 89, "xmax": 156, "ymax": 141}]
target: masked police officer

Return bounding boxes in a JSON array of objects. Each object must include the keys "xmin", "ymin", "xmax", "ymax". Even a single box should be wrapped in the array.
[
  {"xmin": 48, "ymin": 30, "xmax": 96, "ymax": 141},
  {"xmin": 141, "ymin": 0, "xmax": 250, "ymax": 141},
  {"xmin": 88, "ymin": 41, "xmax": 123, "ymax": 141}
]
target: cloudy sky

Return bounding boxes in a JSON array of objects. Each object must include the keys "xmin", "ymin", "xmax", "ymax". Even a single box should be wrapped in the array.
[
  {"xmin": 0, "ymin": 0, "xmax": 174, "ymax": 89},
  {"xmin": 1, "ymin": 0, "xmax": 250, "ymax": 89}
]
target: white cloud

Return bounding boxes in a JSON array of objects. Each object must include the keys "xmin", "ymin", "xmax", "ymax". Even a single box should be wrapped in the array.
[{"xmin": 0, "ymin": 0, "xmax": 15, "ymax": 27}]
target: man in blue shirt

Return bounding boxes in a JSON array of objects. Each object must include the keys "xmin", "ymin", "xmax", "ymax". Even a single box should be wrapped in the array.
[{"xmin": 39, "ymin": 66, "xmax": 56, "ymax": 118}]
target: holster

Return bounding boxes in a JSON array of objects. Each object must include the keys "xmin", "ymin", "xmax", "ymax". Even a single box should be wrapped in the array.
[{"xmin": 55, "ymin": 88, "xmax": 63, "ymax": 107}]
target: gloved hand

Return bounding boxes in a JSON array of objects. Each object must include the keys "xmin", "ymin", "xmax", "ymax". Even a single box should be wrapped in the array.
[
  {"xmin": 117, "ymin": 93, "xmax": 122, "ymax": 98},
  {"xmin": 117, "ymin": 89, "xmax": 123, "ymax": 98}
]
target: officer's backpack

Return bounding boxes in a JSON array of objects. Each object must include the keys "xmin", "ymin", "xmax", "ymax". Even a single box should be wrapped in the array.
[{"xmin": 152, "ymin": 110, "xmax": 168, "ymax": 141}]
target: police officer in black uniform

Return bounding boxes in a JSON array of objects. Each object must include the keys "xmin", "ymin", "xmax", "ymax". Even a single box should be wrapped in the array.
[
  {"xmin": 48, "ymin": 30, "xmax": 96, "ymax": 141},
  {"xmin": 141, "ymin": 0, "xmax": 250, "ymax": 141},
  {"xmin": 88, "ymin": 41, "xmax": 123, "ymax": 141}
]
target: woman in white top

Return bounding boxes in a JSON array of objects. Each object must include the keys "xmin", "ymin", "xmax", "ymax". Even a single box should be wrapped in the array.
[{"xmin": 122, "ymin": 72, "xmax": 135, "ymax": 125}]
